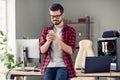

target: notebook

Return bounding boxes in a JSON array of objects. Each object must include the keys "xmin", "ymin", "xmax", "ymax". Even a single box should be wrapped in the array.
[{"xmin": 84, "ymin": 56, "xmax": 111, "ymax": 73}]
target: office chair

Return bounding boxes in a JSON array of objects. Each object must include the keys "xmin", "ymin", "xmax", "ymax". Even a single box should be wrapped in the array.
[{"xmin": 71, "ymin": 40, "xmax": 96, "ymax": 80}]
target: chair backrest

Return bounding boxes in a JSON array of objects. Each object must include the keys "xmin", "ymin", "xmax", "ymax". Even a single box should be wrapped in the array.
[{"xmin": 75, "ymin": 40, "xmax": 95, "ymax": 69}]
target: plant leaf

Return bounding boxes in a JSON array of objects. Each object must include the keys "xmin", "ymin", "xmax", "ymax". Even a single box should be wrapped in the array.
[
  {"xmin": 0, "ymin": 42, "xmax": 4, "ymax": 44},
  {"xmin": 7, "ymin": 63, "xmax": 12, "ymax": 69},
  {"xmin": 3, "ymin": 37, "xmax": 7, "ymax": 42},
  {"xmin": 22, "ymin": 35, "xmax": 29, "ymax": 39},
  {"xmin": 0, "ymin": 31, "xmax": 4, "ymax": 36}
]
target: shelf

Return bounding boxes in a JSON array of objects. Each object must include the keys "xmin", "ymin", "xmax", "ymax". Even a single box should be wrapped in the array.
[
  {"xmin": 64, "ymin": 16, "xmax": 93, "ymax": 24},
  {"xmin": 78, "ymin": 34, "xmax": 94, "ymax": 37},
  {"xmin": 64, "ymin": 16, "xmax": 93, "ymax": 40},
  {"xmin": 66, "ymin": 22, "xmax": 93, "ymax": 24}
]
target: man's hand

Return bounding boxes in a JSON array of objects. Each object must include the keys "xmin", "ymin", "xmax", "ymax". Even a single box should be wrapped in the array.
[
  {"xmin": 46, "ymin": 33, "xmax": 73, "ymax": 55},
  {"xmin": 46, "ymin": 33, "xmax": 61, "ymax": 44},
  {"xmin": 40, "ymin": 33, "xmax": 56, "ymax": 54},
  {"xmin": 46, "ymin": 34, "xmax": 55, "ymax": 43}
]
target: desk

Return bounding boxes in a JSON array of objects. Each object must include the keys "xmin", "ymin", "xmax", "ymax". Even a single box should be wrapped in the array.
[
  {"xmin": 76, "ymin": 71, "xmax": 111, "ymax": 77},
  {"xmin": 10, "ymin": 71, "xmax": 120, "ymax": 79},
  {"xmin": 0, "ymin": 70, "xmax": 41, "ymax": 80},
  {"xmin": 76, "ymin": 71, "xmax": 120, "ymax": 80},
  {"xmin": 1, "ymin": 69, "xmax": 120, "ymax": 80},
  {"xmin": 0, "ymin": 67, "xmax": 41, "ymax": 80},
  {"xmin": 9, "ymin": 70, "xmax": 40, "ymax": 79}
]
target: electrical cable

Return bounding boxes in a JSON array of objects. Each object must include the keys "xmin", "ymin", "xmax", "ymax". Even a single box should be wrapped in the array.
[{"xmin": 6, "ymin": 61, "xmax": 23, "ymax": 80}]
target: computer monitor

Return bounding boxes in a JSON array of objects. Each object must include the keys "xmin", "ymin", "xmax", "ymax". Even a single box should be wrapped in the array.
[{"xmin": 16, "ymin": 39, "xmax": 40, "ymax": 71}]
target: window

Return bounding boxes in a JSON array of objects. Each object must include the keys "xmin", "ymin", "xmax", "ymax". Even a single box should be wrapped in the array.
[
  {"xmin": 0, "ymin": 0, "xmax": 7, "ymax": 31},
  {"xmin": 0, "ymin": 0, "xmax": 7, "ymax": 79}
]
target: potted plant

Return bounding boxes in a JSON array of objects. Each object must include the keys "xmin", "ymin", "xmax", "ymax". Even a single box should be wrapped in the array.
[{"xmin": 0, "ymin": 30, "xmax": 14, "ymax": 69}]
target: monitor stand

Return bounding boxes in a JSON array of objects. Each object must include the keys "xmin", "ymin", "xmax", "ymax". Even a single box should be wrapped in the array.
[
  {"xmin": 15, "ymin": 47, "xmax": 33, "ymax": 72},
  {"xmin": 15, "ymin": 46, "xmax": 40, "ymax": 72}
]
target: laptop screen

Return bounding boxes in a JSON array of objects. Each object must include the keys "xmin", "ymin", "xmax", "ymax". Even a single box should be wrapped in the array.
[{"xmin": 84, "ymin": 56, "xmax": 111, "ymax": 73}]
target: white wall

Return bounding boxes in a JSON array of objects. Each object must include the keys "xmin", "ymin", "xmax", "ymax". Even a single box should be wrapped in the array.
[
  {"xmin": 45, "ymin": 0, "xmax": 120, "ymax": 54},
  {"xmin": 16, "ymin": 0, "xmax": 45, "ymax": 39}
]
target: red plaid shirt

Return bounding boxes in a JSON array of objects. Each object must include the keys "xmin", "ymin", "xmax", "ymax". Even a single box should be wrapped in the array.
[{"xmin": 40, "ymin": 24, "xmax": 76, "ymax": 78}]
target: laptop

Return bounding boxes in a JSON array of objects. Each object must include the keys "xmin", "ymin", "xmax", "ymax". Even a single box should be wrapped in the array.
[{"xmin": 84, "ymin": 56, "xmax": 111, "ymax": 73}]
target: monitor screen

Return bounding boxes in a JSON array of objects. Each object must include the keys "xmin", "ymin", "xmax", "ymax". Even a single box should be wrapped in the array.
[{"xmin": 16, "ymin": 39, "xmax": 40, "ymax": 70}]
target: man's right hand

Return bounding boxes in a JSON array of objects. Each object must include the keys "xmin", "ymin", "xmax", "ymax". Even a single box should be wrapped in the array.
[
  {"xmin": 40, "ymin": 33, "xmax": 55, "ymax": 54},
  {"xmin": 46, "ymin": 34, "xmax": 55, "ymax": 43}
]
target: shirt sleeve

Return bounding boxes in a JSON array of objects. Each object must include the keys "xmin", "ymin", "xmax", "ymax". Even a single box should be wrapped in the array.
[
  {"xmin": 39, "ymin": 28, "xmax": 47, "ymax": 46},
  {"xmin": 69, "ymin": 27, "xmax": 76, "ymax": 52}
]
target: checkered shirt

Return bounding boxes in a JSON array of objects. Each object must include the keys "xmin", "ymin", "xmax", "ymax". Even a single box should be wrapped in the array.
[{"xmin": 40, "ymin": 24, "xmax": 76, "ymax": 78}]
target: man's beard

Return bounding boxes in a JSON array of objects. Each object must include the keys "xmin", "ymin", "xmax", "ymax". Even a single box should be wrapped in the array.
[{"xmin": 52, "ymin": 19, "xmax": 62, "ymax": 25}]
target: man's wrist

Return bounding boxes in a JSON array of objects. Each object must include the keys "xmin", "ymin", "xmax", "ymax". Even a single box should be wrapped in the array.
[{"xmin": 46, "ymin": 41, "xmax": 51, "ymax": 44}]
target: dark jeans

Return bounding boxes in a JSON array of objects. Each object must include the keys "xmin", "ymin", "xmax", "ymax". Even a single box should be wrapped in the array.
[{"xmin": 44, "ymin": 67, "xmax": 68, "ymax": 80}]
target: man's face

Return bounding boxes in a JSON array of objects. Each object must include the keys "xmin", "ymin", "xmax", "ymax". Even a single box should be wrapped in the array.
[{"xmin": 49, "ymin": 10, "xmax": 64, "ymax": 25}]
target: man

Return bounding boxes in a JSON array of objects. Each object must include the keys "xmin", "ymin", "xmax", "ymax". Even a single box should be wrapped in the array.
[{"xmin": 40, "ymin": 3, "xmax": 76, "ymax": 80}]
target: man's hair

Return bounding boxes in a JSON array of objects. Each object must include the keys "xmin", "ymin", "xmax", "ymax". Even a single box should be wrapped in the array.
[{"xmin": 49, "ymin": 3, "xmax": 64, "ymax": 14}]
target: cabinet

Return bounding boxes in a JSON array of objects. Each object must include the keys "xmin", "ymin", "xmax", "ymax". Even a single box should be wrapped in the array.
[{"xmin": 64, "ymin": 16, "xmax": 93, "ymax": 49}]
